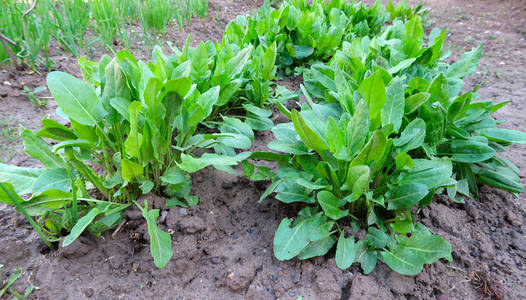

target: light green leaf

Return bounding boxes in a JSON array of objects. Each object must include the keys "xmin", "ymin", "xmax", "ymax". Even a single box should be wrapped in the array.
[
  {"xmin": 137, "ymin": 200, "xmax": 173, "ymax": 269},
  {"xmin": 317, "ymin": 191, "xmax": 348, "ymax": 220},
  {"xmin": 381, "ymin": 79, "xmax": 405, "ymax": 132},
  {"xmin": 291, "ymin": 109, "xmax": 327, "ymax": 155},
  {"xmin": 63, "ymin": 203, "xmax": 110, "ymax": 247},
  {"xmin": 21, "ymin": 129, "xmax": 63, "ymax": 169},
  {"xmin": 121, "ymin": 159, "xmax": 143, "ymax": 182},
  {"xmin": 33, "ymin": 168, "xmax": 71, "ymax": 194},
  {"xmin": 387, "ymin": 183, "xmax": 429, "ymax": 210},
  {"xmin": 335, "ymin": 232, "xmax": 357, "ymax": 270},
  {"xmin": 47, "ymin": 72, "xmax": 106, "ymax": 126},
  {"xmin": 0, "ymin": 163, "xmax": 44, "ymax": 195}
]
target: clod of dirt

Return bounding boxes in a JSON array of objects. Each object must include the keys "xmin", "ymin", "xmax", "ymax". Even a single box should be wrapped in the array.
[
  {"xmin": 173, "ymin": 258, "xmax": 197, "ymax": 285},
  {"xmin": 387, "ymin": 271, "xmax": 415, "ymax": 295},
  {"xmin": 430, "ymin": 204, "xmax": 465, "ymax": 236},
  {"xmin": 179, "ymin": 216, "xmax": 206, "ymax": 234},
  {"xmin": 137, "ymin": 193, "xmax": 165, "ymax": 210},
  {"xmin": 174, "ymin": 235, "xmax": 199, "ymax": 259},
  {"xmin": 59, "ymin": 237, "xmax": 94, "ymax": 259},
  {"xmin": 82, "ymin": 287, "xmax": 94, "ymax": 298},
  {"xmin": 349, "ymin": 275, "xmax": 393, "ymax": 299},
  {"xmin": 505, "ymin": 209, "xmax": 524, "ymax": 226},
  {"xmin": 226, "ymin": 262, "xmax": 256, "ymax": 293},
  {"xmin": 124, "ymin": 205, "xmax": 143, "ymax": 220},
  {"xmin": 314, "ymin": 268, "xmax": 340, "ymax": 299}
]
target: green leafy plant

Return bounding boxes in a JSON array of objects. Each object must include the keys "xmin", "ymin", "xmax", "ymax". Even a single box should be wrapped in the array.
[
  {"xmin": 249, "ymin": 8, "xmax": 526, "ymax": 276},
  {"xmin": 0, "ymin": 47, "xmax": 253, "ymax": 269}
]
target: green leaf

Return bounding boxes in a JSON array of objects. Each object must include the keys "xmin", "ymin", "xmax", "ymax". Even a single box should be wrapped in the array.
[
  {"xmin": 366, "ymin": 227, "xmax": 389, "ymax": 249},
  {"xmin": 63, "ymin": 203, "xmax": 110, "ymax": 247},
  {"xmin": 37, "ymin": 119, "xmax": 77, "ymax": 141},
  {"xmin": 335, "ymin": 232, "xmax": 357, "ymax": 270},
  {"xmin": 21, "ymin": 129, "xmax": 63, "ymax": 169},
  {"xmin": 291, "ymin": 109, "xmax": 327, "ymax": 155},
  {"xmin": 345, "ymin": 165, "xmax": 370, "ymax": 200},
  {"xmin": 121, "ymin": 159, "xmax": 143, "ymax": 182},
  {"xmin": 178, "ymin": 153, "xmax": 241, "ymax": 173},
  {"xmin": 137, "ymin": 200, "xmax": 173, "ymax": 269},
  {"xmin": 388, "ymin": 58, "xmax": 416, "ymax": 75},
  {"xmin": 387, "ymin": 183, "xmax": 429, "ymax": 210},
  {"xmin": 0, "ymin": 182, "xmax": 23, "ymax": 205},
  {"xmin": 447, "ymin": 44, "xmax": 482, "ymax": 79},
  {"xmin": 395, "ymin": 152, "xmax": 414, "ymax": 171},
  {"xmin": 479, "ymin": 128, "xmax": 526, "ymax": 144},
  {"xmin": 347, "ymin": 100, "xmax": 369, "ymax": 158},
  {"xmin": 274, "ymin": 218, "xmax": 311, "ymax": 260},
  {"xmin": 297, "ymin": 235, "xmax": 336, "ymax": 260},
  {"xmin": 381, "ymin": 79, "xmax": 405, "ymax": 132},
  {"xmin": 381, "ymin": 231, "xmax": 452, "ymax": 275},
  {"xmin": 47, "ymin": 72, "xmax": 106, "ymax": 126},
  {"xmin": 32, "ymin": 168, "xmax": 71, "ymax": 194},
  {"xmin": 124, "ymin": 101, "xmax": 143, "ymax": 159},
  {"xmin": 0, "ymin": 164, "xmax": 44, "ymax": 195},
  {"xmin": 22, "ymin": 189, "xmax": 72, "ymax": 216},
  {"xmin": 160, "ymin": 167, "xmax": 186, "ymax": 185},
  {"xmin": 404, "ymin": 92, "xmax": 430, "ymax": 115},
  {"xmin": 394, "ymin": 118, "xmax": 426, "ymax": 152},
  {"xmin": 450, "ymin": 139, "xmax": 496, "ymax": 163},
  {"xmin": 109, "ymin": 97, "xmax": 132, "ymax": 121},
  {"xmin": 358, "ymin": 70, "xmax": 386, "ymax": 122},
  {"xmin": 317, "ymin": 191, "xmax": 348, "ymax": 220},
  {"xmin": 261, "ymin": 42, "xmax": 277, "ymax": 81}
]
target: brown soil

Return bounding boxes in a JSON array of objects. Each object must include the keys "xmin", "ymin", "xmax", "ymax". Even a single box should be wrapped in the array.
[{"xmin": 1, "ymin": 0, "xmax": 525, "ymax": 299}]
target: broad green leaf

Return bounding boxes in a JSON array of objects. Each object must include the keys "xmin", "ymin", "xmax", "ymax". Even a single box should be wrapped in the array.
[
  {"xmin": 121, "ymin": 159, "xmax": 143, "ymax": 182},
  {"xmin": 395, "ymin": 152, "xmax": 414, "ymax": 171},
  {"xmin": 358, "ymin": 70, "xmax": 386, "ymax": 123},
  {"xmin": 388, "ymin": 58, "xmax": 416, "ymax": 74},
  {"xmin": 23, "ymin": 189, "xmax": 72, "ymax": 216},
  {"xmin": 387, "ymin": 183, "xmax": 429, "ymax": 210},
  {"xmin": 297, "ymin": 235, "xmax": 336, "ymax": 260},
  {"xmin": 274, "ymin": 217, "xmax": 311, "ymax": 260},
  {"xmin": 63, "ymin": 203, "xmax": 110, "ymax": 247},
  {"xmin": 366, "ymin": 227, "xmax": 388, "ymax": 249},
  {"xmin": 137, "ymin": 201, "xmax": 173, "ymax": 269},
  {"xmin": 261, "ymin": 42, "xmax": 277, "ymax": 81},
  {"xmin": 447, "ymin": 44, "xmax": 482, "ymax": 79},
  {"xmin": 0, "ymin": 182, "xmax": 23, "ymax": 205},
  {"xmin": 124, "ymin": 102, "xmax": 143, "ymax": 159},
  {"xmin": 33, "ymin": 168, "xmax": 71, "ymax": 194},
  {"xmin": 404, "ymin": 92, "xmax": 430, "ymax": 115},
  {"xmin": 450, "ymin": 139, "xmax": 496, "ymax": 163},
  {"xmin": 345, "ymin": 165, "xmax": 370, "ymax": 200},
  {"xmin": 37, "ymin": 119, "xmax": 77, "ymax": 141},
  {"xmin": 109, "ymin": 97, "xmax": 132, "ymax": 121},
  {"xmin": 0, "ymin": 164, "xmax": 44, "ymax": 195},
  {"xmin": 160, "ymin": 167, "xmax": 186, "ymax": 185},
  {"xmin": 381, "ymin": 79, "xmax": 405, "ymax": 132},
  {"xmin": 317, "ymin": 191, "xmax": 348, "ymax": 220},
  {"xmin": 347, "ymin": 100, "xmax": 369, "ymax": 158},
  {"xmin": 394, "ymin": 118, "xmax": 426, "ymax": 152},
  {"xmin": 351, "ymin": 130, "xmax": 388, "ymax": 170},
  {"xmin": 291, "ymin": 110, "xmax": 327, "ymax": 154},
  {"xmin": 399, "ymin": 158, "xmax": 453, "ymax": 189},
  {"xmin": 47, "ymin": 72, "xmax": 106, "ymax": 126},
  {"xmin": 479, "ymin": 128, "xmax": 526, "ymax": 144},
  {"xmin": 21, "ymin": 129, "xmax": 63, "ymax": 169},
  {"xmin": 335, "ymin": 233, "xmax": 358, "ymax": 270},
  {"xmin": 177, "ymin": 153, "xmax": 241, "ymax": 173},
  {"xmin": 381, "ymin": 231, "xmax": 451, "ymax": 275}
]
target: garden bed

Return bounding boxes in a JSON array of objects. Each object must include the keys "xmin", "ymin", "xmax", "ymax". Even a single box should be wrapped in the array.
[{"xmin": 0, "ymin": 0, "xmax": 525, "ymax": 299}]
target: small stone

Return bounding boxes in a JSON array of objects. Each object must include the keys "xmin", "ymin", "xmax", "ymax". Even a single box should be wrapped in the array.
[
  {"xmin": 291, "ymin": 272, "xmax": 300, "ymax": 284},
  {"xmin": 82, "ymin": 287, "xmax": 94, "ymax": 298},
  {"xmin": 179, "ymin": 216, "xmax": 206, "ymax": 234},
  {"xmin": 226, "ymin": 263, "xmax": 256, "ymax": 292},
  {"xmin": 3, "ymin": 81, "xmax": 11, "ymax": 86},
  {"xmin": 211, "ymin": 257, "xmax": 222, "ymax": 264},
  {"xmin": 222, "ymin": 181, "xmax": 234, "ymax": 189},
  {"xmin": 288, "ymin": 291, "xmax": 296, "ymax": 297},
  {"xmin": 437, "ymin": 294, "xmax": 450, "ymax": 300},
  {"xmin": 180, "ymin": 208, "xmax": 188, "ymax": 216},
  {"xmin": 0, "ymin": 92, "xmax": 7, "ymax": 97},
  {"xmin": 59, "ymin": 237, "xmax": 94, "ymax": 259},
  {"xmin": 124, "ymin": 206, "xmax": 142, "ymax": 220},
  {"xmin": 505, "ymin": 210, "xmax": 524, "ymax": 226}
]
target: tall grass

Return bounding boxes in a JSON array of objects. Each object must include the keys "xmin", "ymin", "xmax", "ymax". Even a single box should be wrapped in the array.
[
  {"xmin": 48, "ymin": 0, "xmax": 90, "ymax": 57},
  {"xmin": 0, "ymin": 0, "xmax": 210, "ymax": 69}
]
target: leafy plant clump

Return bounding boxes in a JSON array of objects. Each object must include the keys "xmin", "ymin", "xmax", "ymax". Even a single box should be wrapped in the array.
[
  {"xmin": 0, "ymin": 46, "xmax": 256, "ymax": 268},
  {"xmin": 249, "ymin": 11, "xmax": 526, "ymax": 275}
]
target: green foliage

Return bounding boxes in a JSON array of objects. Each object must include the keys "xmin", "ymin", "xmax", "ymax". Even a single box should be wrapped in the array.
[
  {"xmin": 0, "ymin": 47, "xmax": 253, "ymax": 267},
  {"xmin": 246, "ymin": 0, "xmax": 525, "ymax": 276}
]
